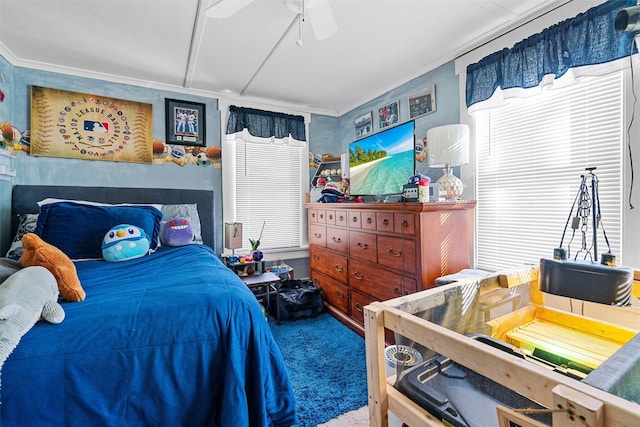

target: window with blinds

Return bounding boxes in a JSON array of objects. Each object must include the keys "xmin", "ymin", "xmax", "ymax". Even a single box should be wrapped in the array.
[
  {"xmin": 232, "ymin": 139, "xmax": 306, "ymax": 251},
  {"xmin": 475, "ymin": 71, "xmax": 624, "ymax": 271}
]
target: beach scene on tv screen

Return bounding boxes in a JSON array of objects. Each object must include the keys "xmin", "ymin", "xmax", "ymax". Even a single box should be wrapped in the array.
[{"xmin": 349, "ymin": 122, "xmax": 415, "ymax": 195}]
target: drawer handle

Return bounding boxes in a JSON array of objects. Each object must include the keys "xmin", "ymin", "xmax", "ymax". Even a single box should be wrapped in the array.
[
  {"xmin": 366, "ymin": 217, "xmax": 372, "ymax": 224},
  {"xmin": 401, "ymin": 219, "xmax": 408, "ymax": 228},
  {"xmin": 335, "ymin": 290, "xmax": 344, "ymax": 298},
  {"xmin": 357, "ymin": 242, "xmax": 368, "ymax": 249},
  {"xmin": 353, "ymin": 272, "xmax": 364, "ymax": 280},
  {"xmin": 352, "ymin": 217, "xmax": 358, "ymax": 222},
  {"xmin": 335, "ymin": 265, "xmax": 344, "ymax": 272},
  {"xmin": 339, "ymin": 215, "xmax": 344, "ymax": 221},
  {"xmin": 388, "ymin": 248, "xmax": 403, "ymax": 257},
  {"xmin": 314, "ymin": 232, "xmax": 322, "ymax": 238},
  {"xmin": 313, "ymin": 254, "xmax": 320, "ymax": 260},
  {"xmin": 355, "ymin": 303, "xmax": 363, "ymax": 312},
  {"xmin": 383, "ymin": 219, "xmax": 389, "ymax": 225},
  {"xmin": 329, "ymin": 214, "xmax": 333, "ymax": 220},
  {"xmin": 332, "ymin": 236, "xmax": 342, "ymax": 243},
  {"xmin": 312, "ymin": 213, "xmax": 316, "ymax": 219},
  {"xmin": 394, "ymin": 287, "xmax": 402, "ymax": 297}
]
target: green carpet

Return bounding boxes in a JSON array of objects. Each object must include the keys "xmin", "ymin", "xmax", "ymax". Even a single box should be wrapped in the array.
[{"xmin": 269, "ymin": 313, "xmax": 368, "ymax": 427}]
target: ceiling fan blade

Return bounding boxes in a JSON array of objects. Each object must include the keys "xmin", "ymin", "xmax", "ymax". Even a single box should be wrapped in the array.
[
  {"xmin": 308, "ymin": 0, "xmax": 337, "ymax": 40},
  {"xmin": 205, "ymin": 0, "xmax": 255, "ymax": 19}
]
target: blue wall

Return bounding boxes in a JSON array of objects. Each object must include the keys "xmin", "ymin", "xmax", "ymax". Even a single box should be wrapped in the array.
[
  {"xmin": 0, "ymin": 54, "xmax": 460, "ymax": 257},
  {"xmin": 0, "ymin": 55, "xmax": 15, "ymax": 253},
  {"xmin": 338, "ymin": 61, "xmax": 460, "ymax": 182},
  {"xmin": 1, "ymin": 63, "xmax": 224, "ymax": 253}
]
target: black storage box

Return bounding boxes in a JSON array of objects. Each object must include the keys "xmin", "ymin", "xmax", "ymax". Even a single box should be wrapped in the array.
[{"xmin": 539, "ymin": 258, "xmax": 633, "ymax": 306}]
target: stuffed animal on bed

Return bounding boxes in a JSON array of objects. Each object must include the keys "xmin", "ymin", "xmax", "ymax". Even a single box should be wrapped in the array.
[
  {"xmin": 0, "ymin": 266, "xmax": 65, "ymax": 367},
  {"xmin": 160, "ymin": 216, "xmax": 195, "ymax": 246},
  {"xmin": 102, "ymin": 224, "xmax": 150, "ymax": 262}
]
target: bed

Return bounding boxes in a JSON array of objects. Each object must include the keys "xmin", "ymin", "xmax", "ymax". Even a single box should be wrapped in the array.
[{"xmin": 1, "ymin": 185, "xmax": 296, "ymax": 426}]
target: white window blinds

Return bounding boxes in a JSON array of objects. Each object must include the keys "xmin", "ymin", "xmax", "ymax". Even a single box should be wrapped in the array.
[
  {"xmin": 475, "ymin": 71, "xmax": 624, "ymax": 271},
  {"xmin": 233, "ymin": 139, "xmax": 305, "ymax": 251}
]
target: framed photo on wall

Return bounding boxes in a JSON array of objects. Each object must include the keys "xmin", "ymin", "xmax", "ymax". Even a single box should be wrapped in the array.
[
  {"xmin": 409, "ymin": 84, "xmax": 436, "ymax": 119},
  {"xmin": 355, "ymin": 111, "xmax": 373, "ymax": 138},
  {"xmin": 30, "ymin": 86, "xmax": 153, "ymax": 163},
  {"xmin": 165, "ymin": 98, "xmax": 206, "ymax": 146},
  {"xmin": 378, "ymin": 100, "xmax": 399, "ymax": 129}
]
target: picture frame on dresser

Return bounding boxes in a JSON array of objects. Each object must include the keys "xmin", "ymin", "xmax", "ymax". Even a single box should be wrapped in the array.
[{"xmin": 165, "ymin": 98, "xmax": 206, "ymax": 146}]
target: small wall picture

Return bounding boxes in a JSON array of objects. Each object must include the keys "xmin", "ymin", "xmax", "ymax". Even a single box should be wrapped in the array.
[
  {"xmin": 355, "ymin": 112, "xmax": 373, "ymax": 138},
  {"xmin": 409, "ymin": 84, "xmax": 436, "ymax": 119},
  {"xmin": 165, "ymin": 98, "xmax": 206, "ymax": 146},
  {"xmin": 378, "ymin": 101, "xmax": 399, "ymax": 129}
]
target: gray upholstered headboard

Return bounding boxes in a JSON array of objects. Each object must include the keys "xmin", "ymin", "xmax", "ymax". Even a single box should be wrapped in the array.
[{"xmin": 11, "ymin": 185, "xmax": 215, "ymax": 249}]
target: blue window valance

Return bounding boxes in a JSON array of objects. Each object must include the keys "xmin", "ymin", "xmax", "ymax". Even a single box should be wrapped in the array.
[
  {"xmin": 466, "ymin": 0, "xmax": 637, "ymax": 108},
  {"xmin": 226, "ymin": 105, "xmax": 306, "ymax": 141}
]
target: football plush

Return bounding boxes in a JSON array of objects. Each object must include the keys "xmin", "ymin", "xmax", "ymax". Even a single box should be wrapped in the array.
[
  {"xmin": 160, "ymin": 217, "xmax": 195, "ymax": 247},
  {"xmin": 102, "ymin": 224, "xmax": 150, "ymax": 262}
]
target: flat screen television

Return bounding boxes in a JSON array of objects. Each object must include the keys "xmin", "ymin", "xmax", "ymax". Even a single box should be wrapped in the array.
[{"xmin": 349, "ymin": 120, "xmax": 415, "ymax": 197}]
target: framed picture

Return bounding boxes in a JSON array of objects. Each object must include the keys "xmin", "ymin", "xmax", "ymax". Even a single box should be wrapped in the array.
[
  {"xmin": 496, "ymin": 406, "xmax": 548, "ymax": 427},
  {"xmin": 355, "ymin": 111, "xmax": 373, "ymax": 138},
  {"xmin": 30, "ymin": 86, "xmax": 153, "ymax": 163},
  {"xmin": 378, "ymin": 100, "xmax": 399, "ymax": 129},
  {"xmin": 409, "ymin": 84, "xmax": 436, "ymax": 119},
  {"xmin": 165, "ymin": 98, "xmax": 206, "ymax": 146}
]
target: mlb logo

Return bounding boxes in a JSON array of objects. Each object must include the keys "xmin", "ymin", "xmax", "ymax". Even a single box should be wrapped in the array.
[{"xmin": 84, "ymin": 120, "xmax": 109, "ymax": 133}]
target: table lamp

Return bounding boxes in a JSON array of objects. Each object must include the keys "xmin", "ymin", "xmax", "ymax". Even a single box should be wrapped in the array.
[
  {"xmin": 224, "ymin": 222, "xmax": 243, "ymax": 256},
  {"xmin": 427, "ymin": 124, "xmax": 470, "ymax": 200}
]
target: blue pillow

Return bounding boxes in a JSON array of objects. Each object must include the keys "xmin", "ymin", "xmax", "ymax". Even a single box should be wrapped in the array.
[{"xmin": 35, "ymin": 202, "xmax": 162, "ymax": 260}]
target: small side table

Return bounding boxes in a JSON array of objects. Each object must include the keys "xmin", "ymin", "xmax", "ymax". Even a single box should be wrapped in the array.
[{"xmin": 241, "ymin": 272, "xmax": 282, "ymax": 324}]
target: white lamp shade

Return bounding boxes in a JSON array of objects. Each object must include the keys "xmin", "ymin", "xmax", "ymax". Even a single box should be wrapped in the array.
[
  {"xmin": 427, "ymin": 124, "xmax": 470, "ymax": 167},
  {"xmin": 224, "ymin": 222, "xmax": 243, "ymax": 250}
]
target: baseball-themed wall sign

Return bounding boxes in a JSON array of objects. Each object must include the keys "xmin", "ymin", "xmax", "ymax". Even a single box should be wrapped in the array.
[{"xmin": 30, "ymin": 86, "xmax": 153, "ymax": 163}]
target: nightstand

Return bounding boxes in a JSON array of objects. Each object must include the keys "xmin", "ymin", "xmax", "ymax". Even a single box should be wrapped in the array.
[
  {"xmin": 241, "ymin": 272, "xmax": 282, "ymax": 324},
  {"xmin": 223, "ymin": 256, "xmax": 282, "ymax": 323}
]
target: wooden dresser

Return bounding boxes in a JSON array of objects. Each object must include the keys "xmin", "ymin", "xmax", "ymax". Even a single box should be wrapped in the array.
[{"xmin": 305, "ymin": 201, "xmax": 476, "ymax": 336}]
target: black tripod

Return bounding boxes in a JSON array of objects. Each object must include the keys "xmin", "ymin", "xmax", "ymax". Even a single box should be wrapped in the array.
[{"xmin": 554, "ymin": 167, "xmax": 615, "ymax": 265}]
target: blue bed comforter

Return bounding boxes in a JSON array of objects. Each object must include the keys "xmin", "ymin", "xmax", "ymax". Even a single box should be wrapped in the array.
[{"xmin": 1, "ymin": 245, "xmax": 296, "ymax": 426}]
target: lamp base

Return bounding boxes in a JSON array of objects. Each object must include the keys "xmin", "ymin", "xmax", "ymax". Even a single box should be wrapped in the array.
[{"xmin": 437, "ymin": 167, "xmax": 463, "ymax": 200}]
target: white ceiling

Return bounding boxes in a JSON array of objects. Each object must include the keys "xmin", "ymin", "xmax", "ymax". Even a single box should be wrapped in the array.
[{"xmin": 0, "ymin": 0, "xmax": 570, "ymax": 116}]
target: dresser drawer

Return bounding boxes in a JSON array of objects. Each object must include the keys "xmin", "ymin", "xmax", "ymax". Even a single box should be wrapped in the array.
[
  {"xmin": 349, "ymin": 258, "xmax": 417, "ymax": 301},
  {"xmin": 325, "ymin": 210, "xmax": 336, "ymax": 225},
  {"xmin": 311, "ymin": 270, "xmax": 349, "ymax": 314},
  {"xmin": 326, "ymin": 227, "xmax": 348, "ymax": 253},
  {"xmin": 350, "ymin": 289, "xmax": 375, "ymax": 324},
  {"xmin": 377, "ymin": 235, "xmax": 416, "ymax": 274},
  {"xmin": 316, "ymin": 209, "xmax": 327, "ymax": 224},
  {"xmin": 361, "ymin": 211, "xmax": 376, "ymax": 230},
  {"xmin": 394, "ymin": 213, "xmax": 415, "ymax": 235},
  {"xmin": 309, "ymin": 224, "xmax": 327, "ymax": 247},
  {"xmin": 334, "ymin": 210, "xmax": 348, "ymax": 227},
  {"xmin": 349, "ymin": 211, "xmax": 361, "ymax": 228},
  {"xmin": 309, "ymin": 246, "xmax": 348, "ymax": 283},
  {"xmin": 308, "ymin": 208, "xmax": 319, "ymax": 223},
  {"xmin": 348, "ymin": 230, "xmax": 377, "ymax": 263},
  {"xmin": 376, "ymin": 212, "xmax": 395, "ymax": 233}
]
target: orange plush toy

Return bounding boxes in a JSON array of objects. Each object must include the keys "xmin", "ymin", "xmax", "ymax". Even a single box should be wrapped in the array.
[{"xmin": 19, "ymin": 233, "xmax": 86, "ymax": 302}]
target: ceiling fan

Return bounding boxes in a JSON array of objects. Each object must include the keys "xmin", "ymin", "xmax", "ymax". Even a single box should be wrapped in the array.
[{"xmin": 205, "ymin": 0, "xmax": 337, "ymax": 41}]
